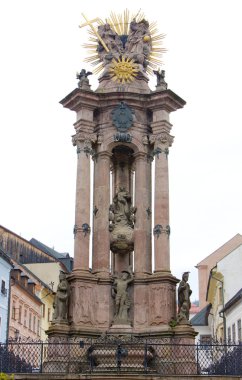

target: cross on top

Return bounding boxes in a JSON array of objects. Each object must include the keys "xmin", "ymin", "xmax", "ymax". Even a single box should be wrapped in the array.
[{"xmin": 79, "ymin": 13, "xmax": 109, "ymax": 53}]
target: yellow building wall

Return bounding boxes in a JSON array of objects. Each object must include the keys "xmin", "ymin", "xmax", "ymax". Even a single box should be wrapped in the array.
[
  {"xmin": 25, "ymin": 262, "xmax": 63, "ymax": 292},
  {"xmin": 207, "ymin": 273, "xmax": 225, "ymax": 341},
  {"xmin": 39, "ymin": 288, "xmax": 55, "ymax": 341}
]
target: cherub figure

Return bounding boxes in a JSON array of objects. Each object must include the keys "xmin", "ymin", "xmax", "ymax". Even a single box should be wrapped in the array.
[{"xmin": 76, "ymin": 69, "xmax": 92, "ymax": 88}]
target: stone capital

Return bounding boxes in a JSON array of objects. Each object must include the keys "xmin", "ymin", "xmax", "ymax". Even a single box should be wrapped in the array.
[
  {"xmin": 150, "ymin": 129, "xmax": 174, "ymax": 149},
  {"xmin": 72, "ymin": 132, "xmax": 97, "ymax": 147},
  {"xmin": 72, "ymin": 132, "xmax": 97, "ymax": 158}
]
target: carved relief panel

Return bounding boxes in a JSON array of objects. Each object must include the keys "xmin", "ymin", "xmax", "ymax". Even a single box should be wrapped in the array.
[
  {"xmin": 93, "ymin": 285, "xmax": 110, "ymax": 326},
  {"xmin": 133, "ymin": 285, "xmax": 148, "ymax": 327},
  {"xmin": 148, "ymin": 283, "xmax": 176, "ymax": 326},
  {"xmin": 71, "ymin": 284, "xmax": 96, "ymax": 326}
]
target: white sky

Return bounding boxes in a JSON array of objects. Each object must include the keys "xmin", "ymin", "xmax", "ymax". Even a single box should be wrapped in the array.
[{"xmin": 0, "ymin": 0, "xmax": 242, "ymax": 301}]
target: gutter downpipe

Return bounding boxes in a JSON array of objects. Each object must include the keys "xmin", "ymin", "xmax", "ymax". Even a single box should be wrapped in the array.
[{"xmin": 211, "ymin": 274, "xmax": 226, "ymax": 343}]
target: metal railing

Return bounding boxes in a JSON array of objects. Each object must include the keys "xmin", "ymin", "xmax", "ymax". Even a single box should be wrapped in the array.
[{"xmin": 1, "ymin": 339, "xmax": 242, "ymax": 375}]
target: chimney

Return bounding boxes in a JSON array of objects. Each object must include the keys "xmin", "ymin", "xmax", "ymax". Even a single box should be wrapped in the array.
[
  {"xmin": 27, "ymin": 279, "xmax": 35, "ymax": 294},
  {"xmin": 20, "ymin": 273, "xmax": 29, "ymax": 288}
]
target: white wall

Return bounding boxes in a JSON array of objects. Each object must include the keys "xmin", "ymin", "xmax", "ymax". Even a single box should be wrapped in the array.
[
  {"xmin": 193, "ymin": 325, "xmax": 212, "ymax": 344},
  {"xmin": 225, "ymin": 302, "xmax": 242, "ymax": 342},
  {"xmin": 217, "ymin": 245, "xmax": 242, "ymax": 303}
]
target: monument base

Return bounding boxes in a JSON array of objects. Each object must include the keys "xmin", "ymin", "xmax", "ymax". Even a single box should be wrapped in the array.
[
  {"xmin": 96, "ymin": 71, "xmax": 151, "ymax": 94},
  {"xmin": 109, "ymin": 324, "xmax": 133, "ymax": 334}
]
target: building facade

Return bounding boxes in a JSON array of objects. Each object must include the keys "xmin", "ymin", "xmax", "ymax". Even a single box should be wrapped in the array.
[
  {"xmin": 9, "ymin": 265, "xmax": 42, "ymax": 341},
  {"xmin": 206, "ymin": 242, "xmax": 242, "ymax": 342},
  {"xmin": 9, "ymin": 262, "xmax": 55, "ymax": 341},
  {"xmin": 0, "ymin": 224, "xmax": 73, "ymax": 341},
  {"xmin": 196, "ymin": 234, "xmax": 242, "ymax": 309}
]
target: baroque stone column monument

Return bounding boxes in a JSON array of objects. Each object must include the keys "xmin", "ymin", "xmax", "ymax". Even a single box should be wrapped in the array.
[{"xmin": 48, "ymin": 10, "xmax": 196, "ymax": 345}]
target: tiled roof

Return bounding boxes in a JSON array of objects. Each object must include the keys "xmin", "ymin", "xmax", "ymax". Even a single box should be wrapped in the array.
[
  {"xmin": 0, "ymin": 246, "xmax": 13, "ymax": 267},
  {"xmin": 191, "ymin": 304, "xmax": 212, "ymax": 326},
  {"xmin": 29, "ymin": 238, "xmax": 67, "ymax": 259}
]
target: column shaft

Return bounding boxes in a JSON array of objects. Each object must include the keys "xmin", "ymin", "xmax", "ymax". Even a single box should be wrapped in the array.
[
  {"xmin": 74, "ymin": 150, "xmax": 90, "ymax": 271},
  {"xmin": 92, "ymin": 152, "xmax": 111, "ymax": 274},
  {"xmin": 134, "ymin": 154, "xmax": 152, "ymax": 274},
  {"xmin": 154, "ymin": 151, "xmax": 170, "ymax": 272}
]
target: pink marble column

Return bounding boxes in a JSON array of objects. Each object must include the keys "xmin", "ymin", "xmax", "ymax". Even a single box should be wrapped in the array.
[
  {"xmin": 134, "ymin": 153, "xmax": 152, "ymax": 274},
  {"xmin": 73, "ymin": 140, "xmax": 91, "ymax": 271},
  {"xmin": 154, "ymin": 147, "xmax": 170, "ymax": 273},
  {"xmin": 92, "ymin": 151, "xmax": 111, "ymax": 274}
]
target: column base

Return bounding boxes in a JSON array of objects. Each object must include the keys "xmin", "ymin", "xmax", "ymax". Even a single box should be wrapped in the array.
[{"xmin": 153, "ymin": 269, "xmax": 171, "ymax": 274}]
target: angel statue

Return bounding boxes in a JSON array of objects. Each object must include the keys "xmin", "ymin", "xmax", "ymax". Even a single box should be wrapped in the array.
[{"xmin": 76, "ymin": 69, "xmax": 93, "ymax": 88}]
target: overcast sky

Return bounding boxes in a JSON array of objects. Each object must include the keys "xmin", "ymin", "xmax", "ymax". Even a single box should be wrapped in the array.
[{"xmin": 0, "ymin": 0, "xmax": 241, "ymax": 300}]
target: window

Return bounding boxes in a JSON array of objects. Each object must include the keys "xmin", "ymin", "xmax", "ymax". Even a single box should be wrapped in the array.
[
  {"xmin": 232, "ymin": 323, "xmax": 236, "ymax": 342},
  {"xmin": 200, "ymin": 335, "xmax": 212, "ymax": 345},
  {"xmin": 238, "ymin": 319, "xmax": 241, "ymax": 342},
  {"xmin": 12, "ymin": 302, "xmax": 16, "ymax": 320},
  {"xmin": 24, "ymin": 309, "xmax": 27, "ymax": 327},
  {"xmin": 18, "ymin": 305, "xmax": 22, "ymax": 324},
  {"xmin": 1, "ymin": 280, "xmax": 7, "ymax": 296},
  {"xmin": 47, "ymin": 308, "xmax": 51, "ymax": 322},
  {"xmin": 200, "ymin": 335, "xmax": 212, "ymax": 349},
  {"xmin": 42, "ymin": 304, "xmax": 45, "ymax": 318},
  {"xmin": 37, "ymin": 320, "xmax": 40, "ymax": 336},
  {"xmin": 29, "ymin": 312, "xmax": 32, "ymax": 330},
  {"xmin": 228, "ymin": 326, "xmax": 231, "ymax": 342},
  {"xmin": 33, "ymin": 316, "xmax": 36, "ymax": 333}
]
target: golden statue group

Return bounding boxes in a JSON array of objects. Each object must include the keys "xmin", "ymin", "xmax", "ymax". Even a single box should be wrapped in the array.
[{"xmin": 46, "ymin": 9, "xmax": 197, "ymax": 375}]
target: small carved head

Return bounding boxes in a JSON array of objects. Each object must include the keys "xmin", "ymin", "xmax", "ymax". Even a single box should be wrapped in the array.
[{"xmin": 182, "ymin": 272, "xmax": 190, "ymax": 282}]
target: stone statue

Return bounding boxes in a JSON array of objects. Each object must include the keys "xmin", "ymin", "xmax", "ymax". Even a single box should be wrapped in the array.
[
  {"xmin": 153, "ymin": 69, "xmax": 167, "ymax": 89},
  {"xmin": 97, "ymin": 23, "xmax": 123, "ymax": 63},
  {"xmin": 109, "ymin": 187, "xmax": 136, "ymax": 254},
  {"xmin": 76, "ymin": 69, "xmax": 92, "ymax": 89},
  {"xmin": 112, "ymin": 266, "xmax": 133, "ymax": 324},
  {"xmin": 53, "ymin": 271, "xmax": 69, "ymax": 322},
  {"xmin": 125, "ymin": 18, "xmax": 151, "ymax": 67},
  {"xmin": 96, "ymin": 19, "xmax": 151, "ymax": 75},
  {"xmin": 177, "ymin": 272, "xmax": 192, "ymax": 323}
]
